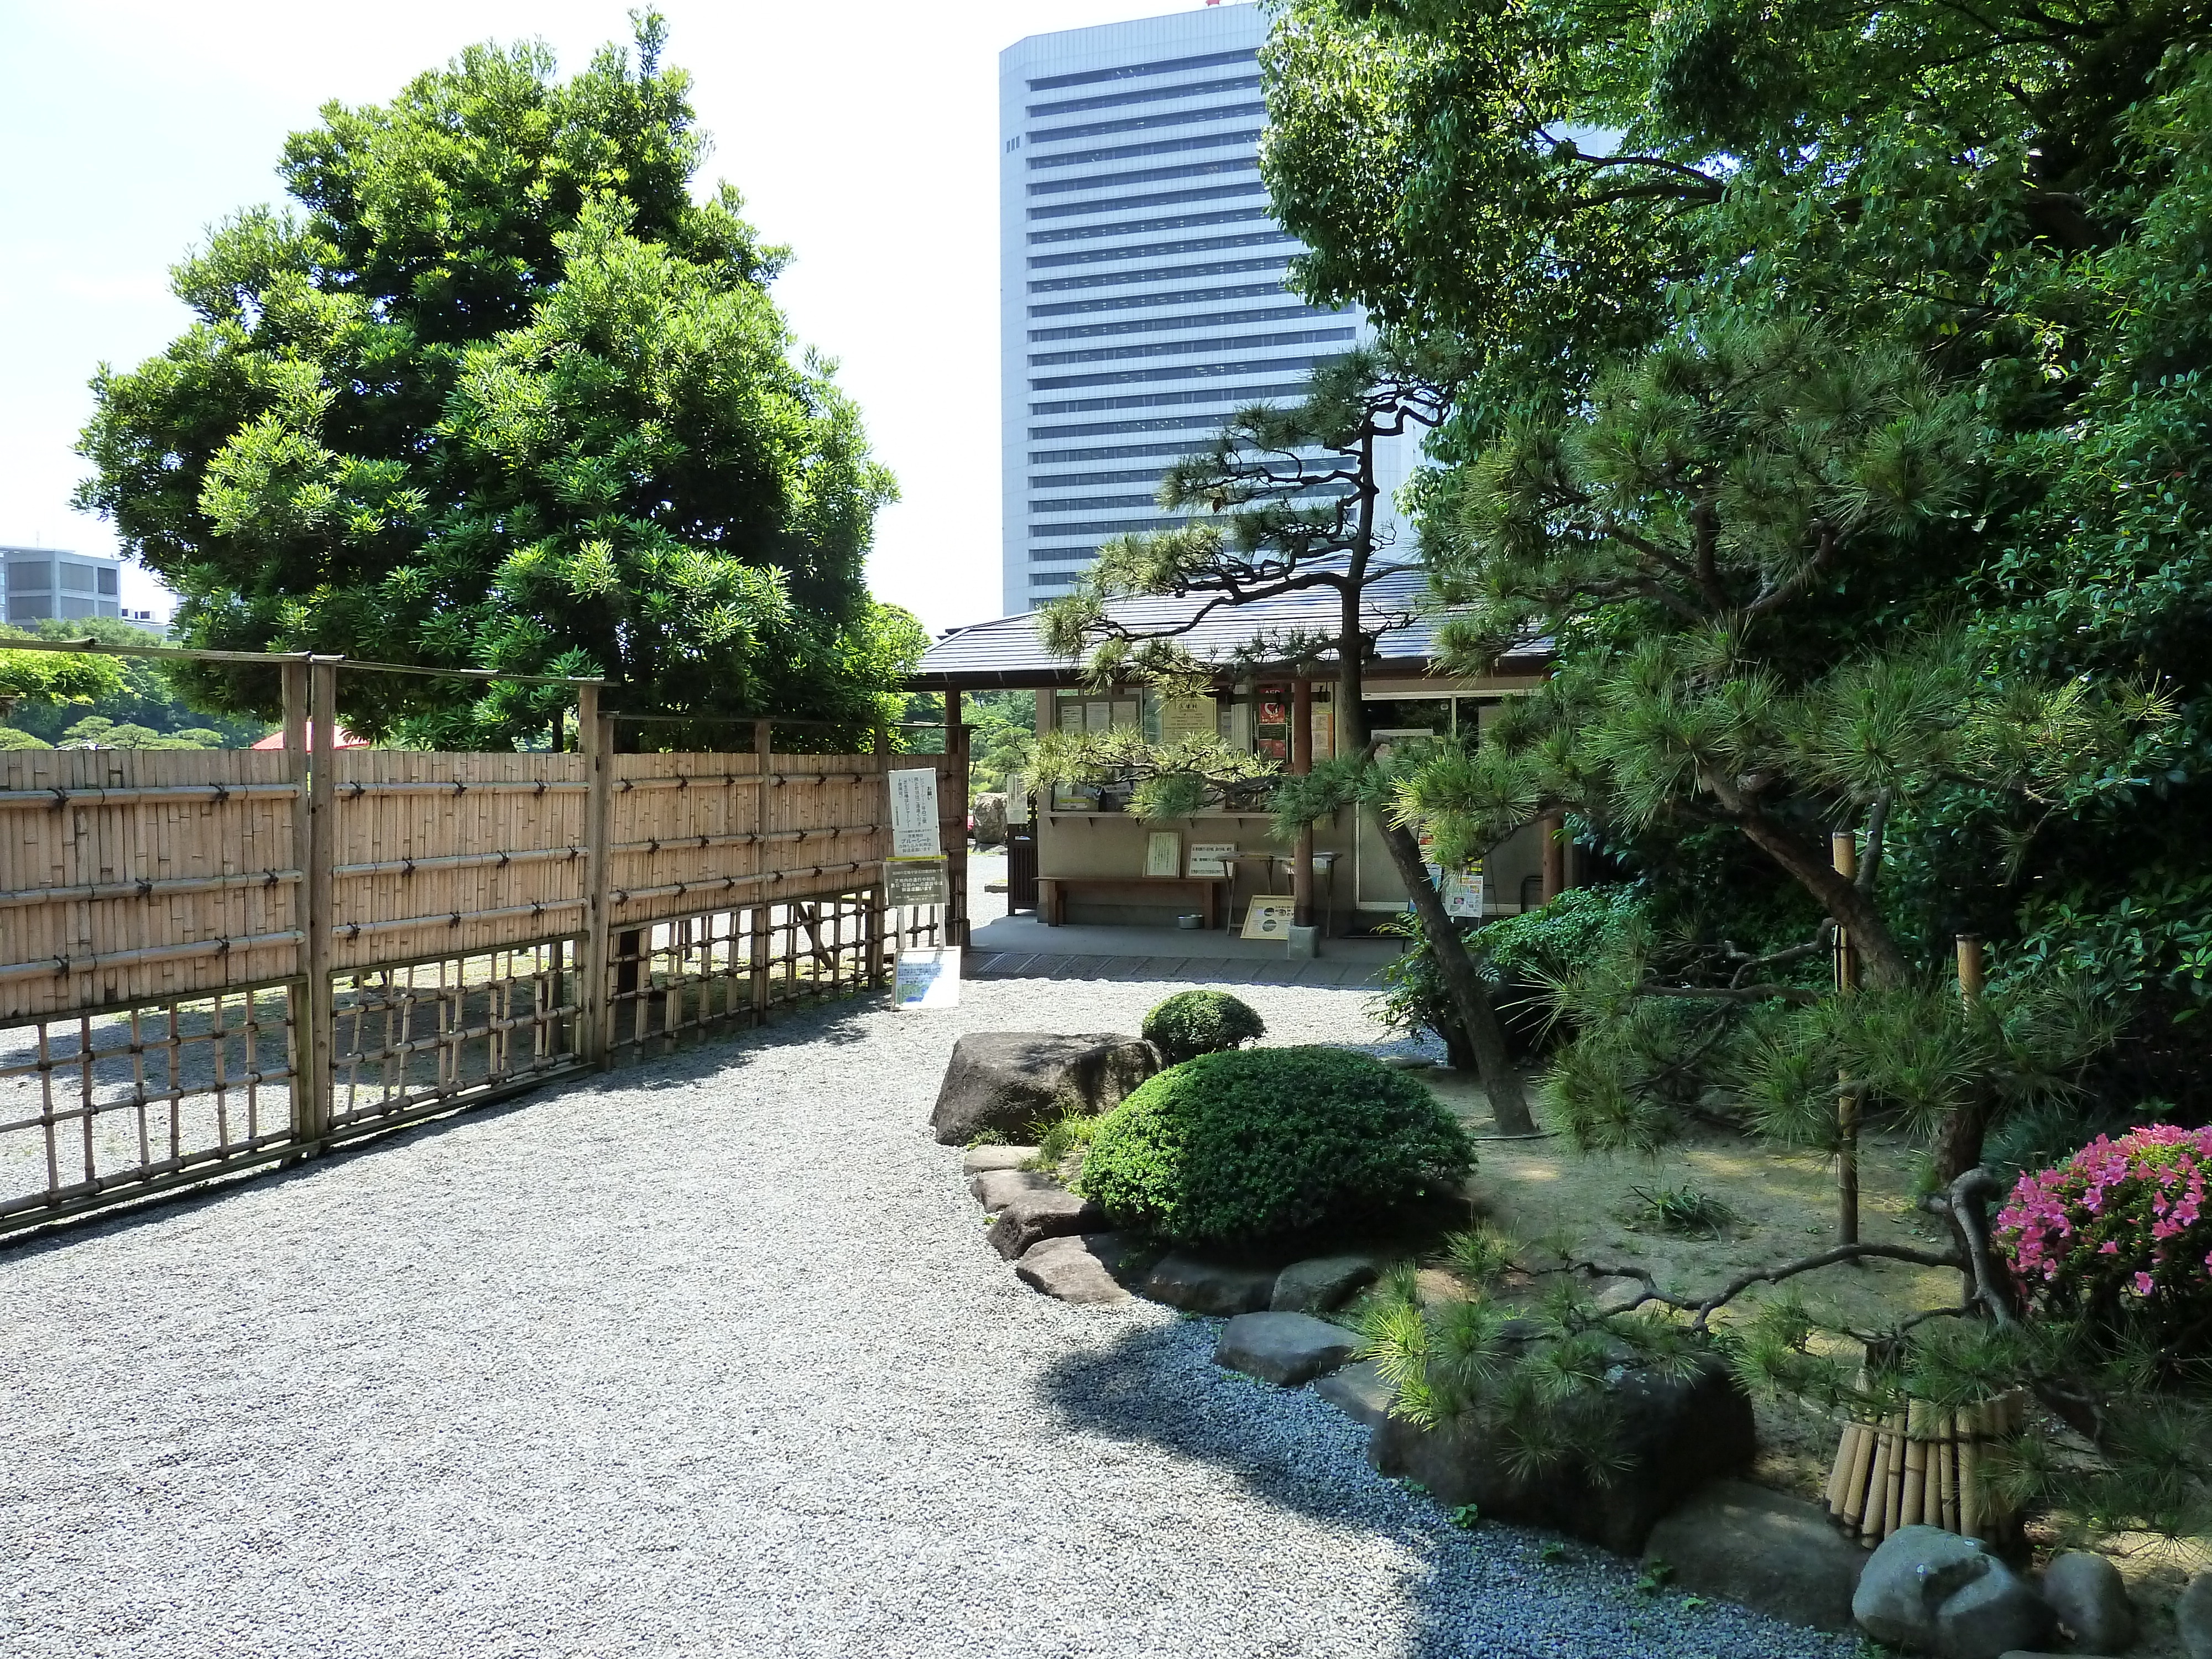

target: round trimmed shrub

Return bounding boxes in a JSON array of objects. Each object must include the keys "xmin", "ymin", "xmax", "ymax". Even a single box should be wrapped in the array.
[
  {"xmin": 1140, "ymin": 989, "xmax": 1266, "ymax": 1065},
  {"xmin": 1996, "ymin": 1125, "xmax": 2212, "ymax": 1334},
  {"xmin": 1077, "ymin": 1045, "xmax": 1475, "ymax": 1244}
]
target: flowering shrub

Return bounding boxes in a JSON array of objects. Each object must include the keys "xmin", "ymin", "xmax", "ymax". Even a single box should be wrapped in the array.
[{"xmin": 1996, "ymin": 1125, "xmax": 2212, "ymax": 1329}]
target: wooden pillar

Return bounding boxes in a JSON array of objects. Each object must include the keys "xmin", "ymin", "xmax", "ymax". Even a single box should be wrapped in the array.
[
  {"xmin": 944, "ymin": 687, "xmax": 969, "ymax": 948},
  {"xmin": 301, "ymin": 659, "xmax": 337, "ymax": 1147},
  {"xmin": 1540, "ymin": 812, "xmax": 1566, "ymax": 903},
  {"xmin": 578, "ymin": 688, "xmax": 614, "ymax": 1069},
  {"xmin": 1291, "ymin": 677, "xmax": 1314, "ymax": 928},
  {"xmin": 1833, "ymin": 828, "xmax": 1860, "ymax": 1247}
]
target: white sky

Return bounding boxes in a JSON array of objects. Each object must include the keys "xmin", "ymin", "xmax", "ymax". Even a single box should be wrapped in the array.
[{"xmin": 0, "ymin": 0, "xmax": 1192, "ymax": 635}]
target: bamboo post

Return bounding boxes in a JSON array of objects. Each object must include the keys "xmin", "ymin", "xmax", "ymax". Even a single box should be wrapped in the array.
[
  {"xmin": 1881, "ymin": 1407, "xmax": 1909, "ymax": 1538},
  {"xmin": 1860, "ymin": 1415, "xmax": 1894, "ymax": 1541},
  {"xmin": 1958, "ymin": 1406, "xmax": 1983, "ymax": 1539},
  {"xmin": 1291, "ymin": 676, "xmax": 1314, "ymax": 929},
  {"xmin": 1957, "ymin": 934, "xmax": 1985, "ymax": 1002},
  {"xmin": 1901, "ymin": 1399, "xmax": 1932, "ymax": 1528},
  {"xmin": 282, "ymin": 660, "xmax": 315, "ymax": 1156},
  {"xmin": 302, "ymin": 658, "xmax": 337, "ymax": 1147},
  {"xmin": 578, "ymin": 690, "xmax": 613, "ymax": 1070},
  {"xmin": 1833, "ymin": 828, "xmax": 1860, "ymax": 1247},
  {"xmin": 1826, "ymin": 1419, "xmax": 1865, "ymax": 1515},
  {"xmin": 749, "ymin": 902, "xmax": 770, "ymax": 1024},
  {"xmin": 1541, "ymin": 812, "xmax": 1566, "ymax": 903}
]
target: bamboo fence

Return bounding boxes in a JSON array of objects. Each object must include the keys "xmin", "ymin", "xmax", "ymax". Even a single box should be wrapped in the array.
[
  {"xmin": 0, "ymin": 715, "xmax": 957, "ymax": 1237},
  {"xmin": 1824, "ymin": 1384, "xmax": 2027, "ymax": 1547}
]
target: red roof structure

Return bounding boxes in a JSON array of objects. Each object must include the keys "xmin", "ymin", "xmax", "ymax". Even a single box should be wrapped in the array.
[{"xmin": 248, "ymin": 723, "xmax": 368, "ymax": 750}]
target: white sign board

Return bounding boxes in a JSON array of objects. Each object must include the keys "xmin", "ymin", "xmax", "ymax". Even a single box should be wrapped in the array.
[
  {"xmin": 1443, "ymin": 865, "xmax": 1485, "ymax": 920},
  {"xmin": 893, "ymin": 947, "xmax": 961, "ymax": 1010},
  {"xmin": 1005, "ymin": 773, "xmax": 1028, "ymax": 825},
  {"xmin": 888, "ymin": 767, "xmax": 941, "ymax": 857},
  {"xmin": 1188, "ymin": 842, "xmax": 1237, "ymax": 879}
]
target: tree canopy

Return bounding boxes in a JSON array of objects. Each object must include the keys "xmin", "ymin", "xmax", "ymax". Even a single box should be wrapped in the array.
[{"xmin": 75, "ymin": 13, "xmax": 916, "ymax": 747}]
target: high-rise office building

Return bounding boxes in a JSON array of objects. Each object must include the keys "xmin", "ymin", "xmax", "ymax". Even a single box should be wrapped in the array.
[
  {"xmin": 999, "ymin": 3, "xmax": 1406, "ymax": 617},
  {"xmin": 2, "ymin": 546, "xmax": 123, "ymax": 625}
]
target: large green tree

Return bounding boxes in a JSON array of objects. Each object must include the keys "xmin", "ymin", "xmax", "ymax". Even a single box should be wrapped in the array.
[{"xmin": 75, "ymin": 14, "xmax": 915, "ymax": 747}]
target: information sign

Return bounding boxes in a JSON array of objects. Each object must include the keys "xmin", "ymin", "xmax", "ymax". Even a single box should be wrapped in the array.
[
  {"xmin": 894, "ymin": 947, "xmax": 961, "ymax": 1010},
  {"xmin": 884, "ymin": 856, "xmax": 950, "ymax": 908},
  {"xmin": 888, "ymin": 767, "xmax": 941, "ymax": 857},
  {"xmin": 1443, "ymin": 862, "xmax": 1485, "ymax": 920},
  {"xmin": 1241, "ymin": 895, "xmax": 1297, "ymax": 941},
  {"xmin": 1188, "ymin": 842, "xmax": 1237, "ymax": 878}
]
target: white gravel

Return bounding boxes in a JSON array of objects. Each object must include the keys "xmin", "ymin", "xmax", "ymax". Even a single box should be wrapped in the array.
[{"xmin": 0, "ymin": 978, "xmax": 1850, "ymax": 1658}]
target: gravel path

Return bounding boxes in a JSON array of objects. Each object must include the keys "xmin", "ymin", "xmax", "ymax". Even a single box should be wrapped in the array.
[{"xmin": 0, "ymin": 978, "xmax": 1850, "ymax": 1659}]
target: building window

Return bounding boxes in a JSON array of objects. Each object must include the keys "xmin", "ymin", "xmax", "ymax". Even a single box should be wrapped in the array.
[{"xmin": 97, "ymin": 568, "xmax": 118, "ymax": 596}]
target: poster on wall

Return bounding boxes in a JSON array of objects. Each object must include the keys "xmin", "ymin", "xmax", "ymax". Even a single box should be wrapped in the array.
[
  {"xmin": 1443, "ymin": 861, "xmax": 1485, "ymax": 919},
  {"xmin": 884, "ymin": 855, "xmax": 950, "ymax": 909},
  {"xmin": 1005, "ymin": 774, "xmax": 1028, "ymax": 825},
  {"xmin": 893, "ymin": 947, "xmax": 961, "ymax": 1010},
  {"xmin": 1188, "ymin": 842, "xmax": 1237, "ymax": 878},
  {"xmin": 888, "ymin": 768, "xmax": 941, "ymax": 857},
  {"xmin": 1158, "ymin": 696, "xmax": 1216, "ymax": 746},
  {"xmin": 1145, "ymin": 832, "xmax": 1181, "ymax": 877},
  {"xmin": 1241, "ymin": 895, "xmax": 1297, "ymax": 941}
]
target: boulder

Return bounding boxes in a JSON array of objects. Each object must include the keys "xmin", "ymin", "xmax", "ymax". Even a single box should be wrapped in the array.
[
  {"xmin": 1368, "ymin": 1350, "xmax": 1755, "ymax": 1555},
  {"xmin": 1312, "ymin": 1358, "xmax": 1395, "ymax": 1432},
  {"xmin": 2180, "ymin": 1570, "xmax": 2212, "ymax": 1659},
  {"xmin": 1142, "ymin": 1253, "xmax": 1276, "ymax": 1316},
  {"xmin": 1271, "ymin": 1255, "xmax": 1381, "ymax": 1314},
  {"xmin": 962, "ymin": 1145, "xmax": 1039, "ymax": 1176},
  {"xmin": 972, "ymin": 793, "xmax": 1007, "ymax": 848},
  {"xmin": 1852, "ymin": 1525, "xmax": 2054, "ymax": 1659},
  {"xmin": 987, "ymin": 1189, "xmax": 1109, "ymax": 1259},
  {"xmin": 930, "ymin": 1033, "xmax": 1160, "ymax": 1146},
  {"xmin": 1642, "ymin": 1479, "xmax": 1865, "ymax": 1632},
  {"xmin": 1216, "ymin": 1312, "xmax": 1359, "ymax": 1386},
  {"xmin": 970, "ymin": 1168, "xmax": 1058, "ymax": 1210},
  {"xmin": 2039, "ymin": 1550, "xmax": 2132, "ymax": 1654},
  {"xmin": 1014, "ymin": 1235, "xmax": 1131, "ymax": 1305}
]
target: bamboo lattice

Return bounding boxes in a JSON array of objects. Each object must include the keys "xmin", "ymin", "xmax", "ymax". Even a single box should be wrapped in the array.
[{"xmin": 1825, "ymin": 1386, "xmax": 2026, "ymax": 1547}]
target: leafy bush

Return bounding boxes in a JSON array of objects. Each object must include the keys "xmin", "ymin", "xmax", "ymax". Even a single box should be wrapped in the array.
[
  {"xmin": 1141, "ymin": 989, "xmax": 1266, "ymax": 1065},
  {"xmin": 1997, "ymin": 1125, "xmax": 2212, "ymax": 1336},
  {"xmin": 1078, "ymin": 1045, "xmax": 1474, "ymax": 1243},
  {"xmin": 1373, "ymin": 885, "xmax": 1647, "ymax": 1065}
]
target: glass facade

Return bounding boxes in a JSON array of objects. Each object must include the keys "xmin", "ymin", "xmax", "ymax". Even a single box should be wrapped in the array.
[{"xmin": 1001, "ymin": 6, "xmax": 1410, "ymax": 615}]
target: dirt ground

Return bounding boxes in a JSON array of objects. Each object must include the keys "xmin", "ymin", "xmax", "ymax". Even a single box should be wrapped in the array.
[{"xmin": 1412, "ymin": 1063, "xmax": 2211, "ymax": 1653}]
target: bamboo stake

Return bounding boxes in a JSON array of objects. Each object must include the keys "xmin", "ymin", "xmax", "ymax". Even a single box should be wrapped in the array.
[
  {"xmin": 1860, "ymin": 1416, "xmax": 1894, "ymax": 1540},
  {"xmin": 1833, "ymin": 829, "xmax": 1860, "ymax": 1247},
  {"xmin": 1881, "ymin": 1409, "xmax": 1909, "ymax": 1539},
  {"xmin": 1958, "ymin": 1407, "xmax": 1983, "ymax": 1539},
  {"xmin": 1826, "ymin": 1420, "xmax": 1864, "ymax": 1515},
  {"xmin": 1902, "ymin": 1399, "xmax": 1931, "ymax": 1528},
  {"xmin": 1936, "ymin": 1416, "xmax": 1957, "ymax": 1531},
  {"xmin": 580, "ymin": 703, "xmax": 613, "ymax": 1070},
  {"xmin": 303, "ymin": 659, "xmax": 337, "ymax": 1148}
]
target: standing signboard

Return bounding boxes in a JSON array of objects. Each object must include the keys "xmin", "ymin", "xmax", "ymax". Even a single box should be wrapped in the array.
[
  {"xmin": 884, "ymin": 855, "xmax": 951, "ymax": 908},
  {"xmin": 888, "ymin": 767, "xmax": 942, "ymax": 857},
  {"xmin": 894, "ymin": 947, "xmax": 962, "ymax": 1010}
]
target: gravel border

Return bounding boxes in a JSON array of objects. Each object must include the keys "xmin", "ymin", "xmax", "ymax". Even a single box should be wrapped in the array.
[{"xmin": 0, "ymin": 978, "xmax": 1850, "ymax": 1658}]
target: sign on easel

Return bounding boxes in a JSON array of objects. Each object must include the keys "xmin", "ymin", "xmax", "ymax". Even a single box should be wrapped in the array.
[
  {"xmin": 894, "ymin": 947, "xmax": 961, "ymax": 1010},
  {"xmin": 888, "ymin": 767, "xmax": 942, "ymax": 857}
]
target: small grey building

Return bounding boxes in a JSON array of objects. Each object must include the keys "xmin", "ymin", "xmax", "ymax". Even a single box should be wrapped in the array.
[{"xmin": 3, "ymin": 547, "xmax": 123, "ymax": 625}]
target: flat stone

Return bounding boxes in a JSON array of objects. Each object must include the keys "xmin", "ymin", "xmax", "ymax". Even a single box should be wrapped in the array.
[
  {"xmin": 2180, "ymin": 1570, "xmax": 2212, "ymax": 1659},
  {"xmin": 1852, "ymin": 1525, "xmax": 2053, "ymax": 1659},
  {"xmin": 969, "ymin": 1168, "xmax": 1058, "ymax": 1210},
  {"xmin": 930, "ymin": 1032, "xmax": 1160, "ymax": 1146},
  {"xmin": 1142, "ymin": 1252, "xmax": 1276, "ymax": 1316},
  {"xmin": 961, "ymin": 1145, "xmax": 1039, "ymax": 1176},
  {"xmin": 1369, "ymin": 1350, "xmax": 1755, "ymax": 1556},
  {"xmin": 1588, "ymin": 1274, "xmax": 1648, "ymax": 1314},
  {"xmin": 1215, "ymin": 1312, "xmax": 1358, "ymax": 1386},
  {"xmin": 2039, "ymin": 1550, "xmax": 2132, "ymax": 1653},
  {"xmin": 1312, "ymin": 1357, "xmax": 1394, "ymax": 1432},
  {"xmin": 1643, "ymin": 1479, "xmax": 1864, "ymax": 1632},
  {"xmin": 987, "ymin": 1188, "xmax": 1109, "ymax": 1260},
  {"xmin": 1013, "ymin": 1235, "xmax": 1131, "ymax": 1305},
  {"xmin": 1271, "ymin": 1255, "xmax": 1381, "ymax": 1314}
]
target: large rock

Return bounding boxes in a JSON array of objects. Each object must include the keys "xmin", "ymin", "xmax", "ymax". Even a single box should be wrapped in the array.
[
  {"xmin": 1368, "ymin": 1350, "xmax": 1755, "ymax": 1554},
  {"xmin": 1313, "ymin": 1358, "xmax": 1395, "ymax": 1432},
  {"xmin": 1643, "ymin": 1479, "xmax": 1865, "ymax": 1632},
  {"xmin": 930, "ymin": 1032, "xmax": 1160, "ymax": 1146},
  {"xmin": 1271, "ymin": 1255, "xmax": 1381, "ymax": 1314},
  {"xmin": 1852, "ymin": 1525, "xmax": 2054, "ymax": 1659},
  {"xmin": 2179, "ymin": 1570, "xmax": 2212, "ymax": 1659},
  {"xmin": 972, "ymin": 792, "xmax": 1008, "ymax": 847},
  {"xmin": 1142, "ymin": 1252, "xmax": 1276, "ymax": 1316},
  {"xmin": 962, "ymin": 1145, "xmax": 1039, "ymax": 1176},
  {"xmin": 1216, "ymin": 1312, "xmax": 1358, "ymax": 1386},
  {"xmin": 969, "ymin": 1168, "xmax": 1058, "ymax": 1210},
  {"xmin": 1014, "ymin": 1235, "xmax": 1131, "ymax": 1305},
  {"xmin": 987, "ymin": 1189, "xmax": 1109, "ymax": 1259},
  {"xmin": 2039, "ymin": 1550, "xmax": 2132, "ymax": 1654}
]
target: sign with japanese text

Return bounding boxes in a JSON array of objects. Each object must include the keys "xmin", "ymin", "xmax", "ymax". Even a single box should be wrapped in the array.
[{"xmin": 888, "ymin": 767, "xmax": 941, "ymax": 857}]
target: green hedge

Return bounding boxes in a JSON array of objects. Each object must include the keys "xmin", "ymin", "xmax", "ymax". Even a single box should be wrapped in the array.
[
  {"xmin": 1141, "ymin": 989, "xmax": 1266, "ymax": 1065},
  {"xmin": 1078, "ymin": 1045, "xmax": 1475, "ymax": 1244}
]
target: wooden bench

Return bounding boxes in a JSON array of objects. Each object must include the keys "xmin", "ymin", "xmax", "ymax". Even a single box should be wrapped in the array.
[{"xmin": 1036, "ymin": 875, "xmax": 1225, "ymax": 928}]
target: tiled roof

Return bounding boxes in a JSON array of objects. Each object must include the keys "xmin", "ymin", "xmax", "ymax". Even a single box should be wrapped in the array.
[{"xmin": 914, "ymin": 566, "xmax": 1539, "ymax": 689}]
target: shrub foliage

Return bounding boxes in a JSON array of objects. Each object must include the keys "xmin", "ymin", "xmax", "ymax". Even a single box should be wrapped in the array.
[
  {"xmin": 1140, "ymin": 989, "xmax": 1267, "ymax": 1066},
  {"xmin": 1079, "ymin": 1045, "xmax": 1473, "ymax": 1244}
]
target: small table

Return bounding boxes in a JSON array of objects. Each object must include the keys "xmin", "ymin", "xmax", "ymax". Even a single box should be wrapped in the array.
[{"xmin": 1036, "ymin": 875, "xmax": 1225, "ymax": 928}]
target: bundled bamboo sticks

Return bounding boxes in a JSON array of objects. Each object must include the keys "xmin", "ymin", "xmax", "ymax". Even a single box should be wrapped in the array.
[{"xmin": 1825, "ymin": 1385, "xmax": 2025, "ymax": 1545}]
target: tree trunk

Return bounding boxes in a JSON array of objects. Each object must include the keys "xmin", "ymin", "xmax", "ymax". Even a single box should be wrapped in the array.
[{"xmin": 1733, "ymin": 811, "xmax": 1912, "ymax": 988}]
